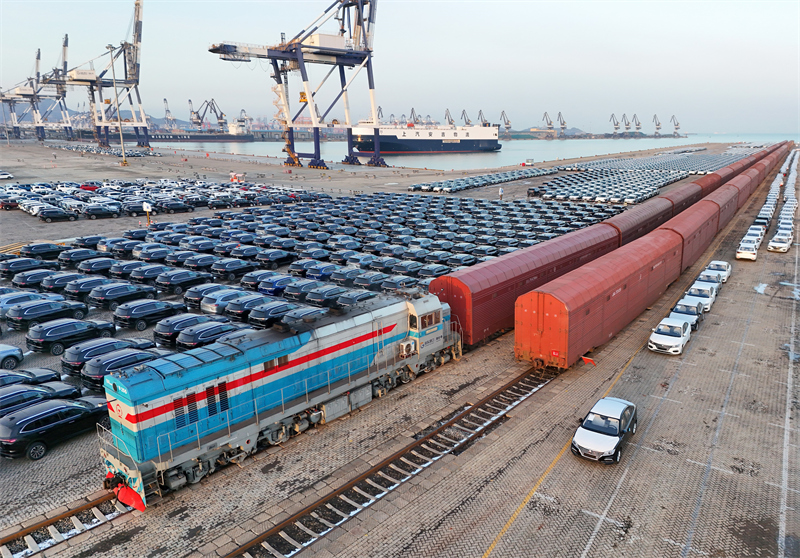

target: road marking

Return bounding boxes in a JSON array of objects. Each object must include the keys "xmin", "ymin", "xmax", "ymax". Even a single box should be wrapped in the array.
[
  {"xmin": 728, "ymin": 340, "xmax": 756, "ymax": 347},
  {"xmin": 706, "ymin": 409, "xmax": 740, "ymax": 418},
  {"xmin": 650, "ymin": 394, "xmax": 682, "ymax": 404},
  {"xmin": 766, "ymin": 482, "xmax": 800, "ymax": 494},
  {"xmin": 770, "ymin": 423, "xmax": 800, "ymax": 432},
  {"xmin": 581, "ymin": 509, "xmax": 624, "ymax": 528},
  {"xmin": 663, "ymin": 538, "xmax": 709, "ymax": 556},
  {"xmin": 681, "ymin": 362, "xmax": 698, "ymax": 366},
  {"xmin": 686, "ymin": 459, "xmax": 733, "ymax": 475}
]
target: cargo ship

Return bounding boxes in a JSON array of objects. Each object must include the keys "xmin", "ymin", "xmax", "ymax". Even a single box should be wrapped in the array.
[{"xmin": 352, "ymin": 121, "xmax": 501, "ymax": 154}]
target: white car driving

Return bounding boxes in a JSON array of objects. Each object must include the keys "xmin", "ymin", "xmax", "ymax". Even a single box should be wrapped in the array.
[{"xmin": 571, "ymin": 397, "xmax": 638, "ymax": 464}]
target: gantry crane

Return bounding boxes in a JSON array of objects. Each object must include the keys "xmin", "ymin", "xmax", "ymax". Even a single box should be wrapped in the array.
[
  {"xmin": 653, "ymin": 114, "xmax": 661, "ymax": 136},
  {"xmin": 163, "ymin": 98, "xmax": 178, "ymax": 130},
  {"xmin": 210, "ymin": 0, "xmax": 384, "ymax": 167},
  {"xmin": 500, "ymin": 111, "xmax": 511, "ymax": 138},
  {"xmin": 556, "ymin": 112, "xmax": 567, "ymax": 138},
  {"xmin": 610, "ymin": 113, "xmax": 620, "ymax": 134},
  {"xmin": 621, "ymin": 114, "xmax": 631, "ymax": 133},
  {"xmin": 632, "ymin": 114, "xmax": 641, "ymax": 133},
  {"xmin": 543, "ymin": 112, "xmax": 554, "ymax": 132},
  {"xmin": 188, "ymin": 99, "xmax": 227, "ymax": 131},
  {"xmin": 670, "ymin": 115, "xmax": 680, "ymax": 136}
]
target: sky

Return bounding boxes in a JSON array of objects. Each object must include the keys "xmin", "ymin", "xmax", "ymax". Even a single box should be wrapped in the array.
[{"xmin": 1, "ymin": 0, "xmax": 799, "ymax": 134}]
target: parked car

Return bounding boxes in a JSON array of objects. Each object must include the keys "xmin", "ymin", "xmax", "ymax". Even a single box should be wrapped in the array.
[
  {"xmin": 668, "ymin": 299, "xmax": 704, "ymax": 331},
  {"xmin": 0, "ymin": 292, "xmax": 65, "ymax": 319},
  {"xmin": 108, "ymin": 261, "xmax": 148, "ymax": 281},
  {"xmin": 10, "ymin": 269, "xmax": 59, "ymax": 290},
  {"xmin": 684, "ymin": 282, "xmax": 717, "ymax": 312},
  {"xmin": 283, "ymin": 279, "xmax": 326, "ymax": 302},
  {"xmin": 571, "ymin": 397, "xmax": 637, "ymax": 464},
  {"xmin": 288, "ymin": 259, "xmax": 322, "ymax": 277},
  {"xmin": 82, "ymin": 204, "xmax": 120, "ymax": 219},
  {"xmin": 305, "ymin": 285, "xmax": 350, "ymax": 308},
  {"xmin": 417, "ymin": 264, "xmax": 450, "ymax": 278},
  {"xmin": 87, "ymin": 283, "xmax": 157, "ymax": 310},
  {"xmin": 62, "ymin": 277, "xmax": 118, "ymax": 303},
  {"xmin": 257, "ymin": 274, "xmax": 300, "ymax": 296},
  {"xmin": 353, "ymin": 271, "xmax": 391, "ymax": 291},
  {"xmin": 0, "ymin": 368, "xmax": 60, "ymax": 387},
  {"xmin": 58, "ymin": 249, "xmax": 102, "ymax": 269},
  {"xmin": 200, "ymin": 289, "xmax": 250, "ymax": 315},
  {"xmin": 0, "ymin": 258, "xmax": 58, "ymax": 278},
  {"xmin": 81, "ymin": 348, "xmax": 174, "ymax": 391},
  {"xmin": 19, "ymin": 243, "xmax": 67, "ymax": 260},
  {"xmin": 40, "ymin": 272, "xmax": 86, "ymax": 294},
  {"xmin": 0, "ymin": 382, "xmax": 81, "ymax": 418},
  {"xmin": 38, "ymin": 209, "xmax": 77, "ymax": 223},
  {"xmin": 255, "ymin": 249, "xmax": 296, "ymax": 269},
  {"xmin": 330, "ymin": 267, "xmax": 368, "ymax": 287},
  {"xmin": 706, "ymin": 260, "xmax": 731, "ymax": 281},
  {"xmin": 76, "ymin": 257, "xmax": 117, "ymax": 276},
  {"xmin": 154, "ymin": 270, "xmax": 213, "ymax": 295},
  {"xmin": 175, "ymin": 322, "xmax": 248, "ymax": 350},
  {"xmin": 210, "ymin": 258, "xmax": 258, "ymax": 282},
  {"xmin": 113, "ymin": 300, "xmax": 187, "ymax": 331},
  {"xmin": 60, "ymin": 337, "xmax": 156, "ymax": 376},
  {"xmin": 129, "ymin": 264, "xmax": 174, "ymax": 286},
  {"xmin": 336, "ymin": 290, "xmax": 377, "ymax": 307},
  {"xmin": 224, "ymin": 294, "xmax": 279, "ymax": 322},
  {"xmin": 182, "ymin": 283, "xmax": 232, "ymax": 309},
  {"xmin": 72, "ymin": 235, "xmax": 105, "ymax": 249},
  {"xmin": 240, "ymin": 270, "xmax": 279, "ymax": 290},
  {"xmin": 5, "ymin": 299, "xmax": 89, "ymax": 330},
  {"xmin": 0, "ymin": 345, "xmax": 25, "ymax": 370},
  {"xmin": 111, "ymin": 241, "xmax": 145, "ymax": 259},
  {"xmin": 26, "ymin": 318, "xmax": 116, "ymax": 355},
  {"xmin": 0, "ymin": 396, "xmax": 109, "ymax": 459},
  {"xmin": 247, "ymin": 301, "xmax": 304, "ymax": 329},
  {"xmin": 381, "ymin": 275, "xmax": 418, "ymax": 292},
  {"xmin": 648, "ymin": 317, "xmax": 691, "ymax": 355}
]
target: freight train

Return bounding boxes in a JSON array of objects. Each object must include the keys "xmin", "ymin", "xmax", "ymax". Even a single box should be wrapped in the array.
[
  {"xmin": 515, "ymin": 143, "xmax": 792, "ymax": 369},
  {"xmin": 430, "ymin": 142, "xmax": 788, "ymax": 347},
  {"xmin": 100, "ymin": 291, "xmax": 461, "ymax": 510}
]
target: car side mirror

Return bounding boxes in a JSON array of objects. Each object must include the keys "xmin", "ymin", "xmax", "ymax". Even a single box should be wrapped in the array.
[{"xmin": 651, "ymin": 328, "xmax": 655, "ymax": 332}]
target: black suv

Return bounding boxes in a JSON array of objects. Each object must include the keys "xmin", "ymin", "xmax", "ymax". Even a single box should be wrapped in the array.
[
  {"xmin": 210, "ymin": 259, "xmax": 258, "ymax": 282},
  {"xmin": 0, "ymin": 397, "xmax": 109, "ymax": 460},
  {"xmin": 19, "ymin": 243, "xmax": 67, "ymax": 261},
  {"xmin": 72, "ymin": 236, "xmax": 105, "ymax": 249},
  {"xmin": 110, "ymin": 241, "xmax": 144, "ymax": 259},
  {"xmin": 183, "ymin": 254, "xmax": 220, "ymax": 271},
  {"xmin": 0, "ymin": 382, "xmax": 82, "ymax": 418},
  {"xmin": 129, "ymin": 264, "xmax": 174, "ymax": 286},
  {"xmin": 26, "ymin": 318, "xmax": 116, "ymax": 355},
  {"xmin": 108, "ymin": 260, "xmax": 148, "ymax": 280},
  {"xmin": 135, "ymin": 246, "xmax": 173, "ymax": 263},
  {"xmin": 247, "ymin": 301, "xmax": 303, "ymax": 329},
  {"xmin": 164, "ymin": 250, "xmax": 199, "ymax": 267},
  {"xmin": 305, "ymin": 285, "xmax": 350, "ymax": 308},
  {"xmin": 0, "ymin": 258, "xmax": 58, "ymax": 279},
  {"xmin": 39, "ymin": 209, "xmax": 77, "ymax": 223},
  {"xmin": 10, "ymin": 269, "xmax": 59, "ymax": 290},
  {"xmin": 58, "ymin": 249, "xmax": 102, "ymax": 269},
  {"xmin": 113, "ymin": 300, "xmax": 186, "ymax": 331},
  {"xmin": 87, "ymin": 283, "xmax": 157, "ymax": 310},
  {"xmin": 6, "ymin": 300, "xmax": 89, "ymax": 330},
  {"xmin": 224, "ymin": 294, "xmax": 279, "ymax": 322},
  {"xmin": 288, "ymin": 259, "xmax": 322, "ymax": 277},
  {"xmin": 62, "ymin": 277, "xmax": 119, "ymax": 303},
  {"xmin": 61, "ymin": 337, "xmax": 155, "ymax": 376},
  {"xmin": 153, "ymin": 314, "xmax": 228, "ymax": 345},
  {"xmin": 183, "ymin": 283, "xmax": 230, "ymax": 309},
  {"xmin": 76, "ymin": 258, "xmax": 117, "ymax": 276},
  {"xmin": 283, "ymin": 279, "xmax": 326, "ymax": 302},
  {"xmin": 158, "ymin": 200, "xmax": 193, "ymax": 214},
  {"xmin": 175, "ymin": 322, "xmax": 248, "ymax": 350},
  {"xmin": 122, "ymin": 229, "xmax": 149, "ymax": 240},
  {"xmin": 0, "ymin": 368, "xmax": 60, "ymax": 387},
  {"xmin": 82, "ymin": 205, "xmax": 120, "ymax": 219},
  {"xmin": 154, "ymin": 270, "xmax": 213, "ymax": 295},
  {"xmin": 353, "ymin": 271, "xmax": 391, "ymax": 291},
  {"xmin": 81, "ymin": 348, "xmax": 174, "ymax": 391},
  {"xmin": 330, "ymin": 267, "xmax": 368, "ymax": 287},
  {"xmin": 240, "ymin": 270, "xmax": 279, "ymax": 290},
  {"xmin": 254, "ymin": 249, "xmax": 296, "ymax": 270},
  {"xmin": 40, "ymin": 272, "xmax": 85, "ymax": 294}
]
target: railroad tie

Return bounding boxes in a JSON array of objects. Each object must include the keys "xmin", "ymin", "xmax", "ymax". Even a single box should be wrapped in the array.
[
  {"xmin": 278, "ymin": 530, "xmax": 304, "ymax": 549},
  {"xmin": 311, "ymin": 512, "xmax": 336, "ymax": 529},
  {"xmin": 260, "ymin": 540, "xmax": 286, "ymax": 558}
]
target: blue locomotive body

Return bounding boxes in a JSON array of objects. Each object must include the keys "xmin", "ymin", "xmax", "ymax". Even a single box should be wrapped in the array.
[{"xmin": 100, "ymin": 292, "xmax": 461, "ymax": 508}]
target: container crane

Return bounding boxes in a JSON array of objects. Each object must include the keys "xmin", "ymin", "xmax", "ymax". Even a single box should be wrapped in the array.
[
  {"xmin": 499, "ymin": 111, "xmax": 511, "ymax": 138},
  {"xmin": 188, "ymin": 99, "xmax": 199, "ymax": 128},
  {"xmin": 609, "ymin": 113, "xmax": 620, "ymax": 134},
  {"xmin": 653, "ymin": 114, "xmax": 661, "ymax": 136},
  {"xmin": 188, "ymin": 99, "xmax": 227, "ymax": 131},
  {"xmin": 670, "ymin": 115, "xmax": 680, "ymax": 136},
  {"xmin": 461, "ymin": 110, "xmax": 471, "ymax": 126},
  {"xmin": 556, "ymin": 112, "xmax": 567, "ymax": 138},
  {"xmin": 621, "ymin": 114, "xmax": 631, "ymax": 133},
  {"xmin": 543, "ymin": 112, "xmax": 554, "ymax": 132},
  {"xmin": 632, "ymin": 114, "xmax": 641, "ymax": 133},
  {"xmin": 444, "ymin": 109, "xmax": 455, "ymax": 126},
  {"xmin": 163, "ymin": 98, "xmax": 178, "ymax": 130},
  {"xmin": 477, "ymin": 110, "xmax": 491, "ymax": 127},
  {"xmin": 209, "ymin": 0, "xmax": 384, "ymax": 167}
]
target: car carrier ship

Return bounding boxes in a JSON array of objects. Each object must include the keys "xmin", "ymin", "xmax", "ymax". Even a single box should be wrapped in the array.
[{"xmin": 352, "ymin": 120, "xmax": 501, "ymax": 154}]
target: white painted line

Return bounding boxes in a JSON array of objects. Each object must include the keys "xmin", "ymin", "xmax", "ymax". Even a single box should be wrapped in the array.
[
  {"xmin": 770, "ymin": 423, "xmax": 800, "ymax": 432},
  {"xmin": 686, "ymin": 459, "xmax": 733, "ymax": 475},
  {"xmin": 766, "ymin": 482, "xmax": 800, "ymax": 494},
  {"xmin": 650, "ymin": 394, "xmax": 682, "ymax": 404},
  {"xmin": 579, "ymin": 467, "xmax": 630, "ymax": 558},
  {"xmin": 663, "ymin": 538, "xmax": 709, "ymax": 556},
  {"xmin": 682, "ymin": 362, "xmax": 698, "ymax": 367},
  {"xmin": 729, "ymin": 340, "xmax": 756, "ymax": 347},
  {"xmin": 581, "ymin": 509, "xmax": 624, "ymax": 528},
  {"xmin": 707, "ymin": 409, "xmax": 740, "ymax": 418},
  {"xmin": 22, "ymin": 350, "xmax": 33, "ymax": 357}
]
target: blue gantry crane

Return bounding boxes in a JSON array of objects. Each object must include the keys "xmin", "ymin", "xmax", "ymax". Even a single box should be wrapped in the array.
[{"xmin": 209, "ymin": 0, "xmax": 385, "ymax": 168}]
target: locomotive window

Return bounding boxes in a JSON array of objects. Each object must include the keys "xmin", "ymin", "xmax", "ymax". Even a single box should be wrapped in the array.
[
  {"xmin": 420, "ymin": 311, "xmax": 441, "ymax": 329},
  {"xmin": 278, "ymin": 355, "xmax": 289, "ymax": 367},
  {"xmin": 409, "ymin": 314, "xmax": 418, "ymax": 330}
]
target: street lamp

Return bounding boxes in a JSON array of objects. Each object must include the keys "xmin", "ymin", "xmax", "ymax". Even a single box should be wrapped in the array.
[{"xmin": 106, "ymin": 44, "xmax": 128, "ymax": 166}]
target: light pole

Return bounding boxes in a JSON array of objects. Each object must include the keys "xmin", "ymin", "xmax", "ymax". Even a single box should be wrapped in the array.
[{"xmin": 106, "ymin": 44, "xmax": 128, "ymax": 166}]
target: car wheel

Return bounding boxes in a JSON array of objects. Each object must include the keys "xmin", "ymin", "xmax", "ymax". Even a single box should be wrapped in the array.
[
  {"xmin": 72, "ymin": 310, "xmax": 85, "ymax": 320},
  {"xmin": 173, "ymin": 286, "xmax": 183, "ymax": 295},
  {"xmin": 130, "ymin": 211, "xmax": 138, "ymax": 218},
  {"xmin": 147, "ymin": 280, "xmax": 156, "ymax": 287},
  {"xmin": 28, "ymin": 319, "xmax": 40, "ymax": 328},
  {"xmin": 68, "ymin": 215, "xmax": 76, "ymax": 221},
  {"xmin": 1, "ymin": 356, "xmax": 19, "ymax": 370},
  {"xmin": 135, "ymin": 319, "xmax": 148, "ymax": 331},
  {"xmin": 269, "ymin": 262, "xmax": 279, "ymax": 270},
  {"xmin": 90, "ymin": 214, "xmax": 97, "ymax": 220},
  {"xmin": 26, "ymin": 442, "xmax": 47, "ymax": 461},
  {"xmin": 145, "ymin": 292, "xmax": 155, "ymax": 299},
  {"xmin": 228, "ymin": 272, "xmax": 236, "ymax": 281},
  {"xmin": 631, "ymin": 420, "xmax": 637, "ymax": 435},
  {"xmin": 112, "ymin": 213, "xmax": 119, "ymax": 219},
  {"xmin": 169, "ymin": 209, "xmax": 175, "ymax": 214},
  {"xmin": 151, "ymin": 210, "xmax": 158, "ymax": 216},
  {"xmin": 613, "ymin": 449, "xmax": 621, "ymax": 463},
  {"xmin": 109, "ymin": 301, "xmax": 119, "ymax": 311},
  {"xmin": 45, "ymin": 217, "xmax": 52, "ymax": 223},
  {"xmin": 100, "ymin": 329, "xmax": 113, "ymax": 338},
  {"xmin": 34, "ymin": 255, "xmax": 43, "ymax": 261},
  {"xmin": 189, "ymin": 207, "xmax": 195, "ymax": 212},
  {"xmin": 50, "ymin": 343, "xmax": 65, "ymax": 356}
]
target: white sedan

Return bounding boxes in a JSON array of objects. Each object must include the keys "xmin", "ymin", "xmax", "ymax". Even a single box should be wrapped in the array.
[
  {"xmin": 736, "ymin": 243, "xmax": 758, "ymax": 261},
  {"xmin": 706, "ymin": 261, "xmax": 732, "ymax": 282},
  {"xmin": 0, "ymin": 171, "xmax": 13, "ymax": 180},
  {"xmin": 768, "ymin": 234, "xmax": 793, "ymax": 253}
]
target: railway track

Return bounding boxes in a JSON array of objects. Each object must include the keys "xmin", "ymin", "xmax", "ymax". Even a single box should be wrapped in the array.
[
  {"xmin": 0, "ymin": 494, "xmax": 131, "ymax": 557},
  {"xmin": 226, "ymin": 366, "xmax": 558, "ymax": 558}
]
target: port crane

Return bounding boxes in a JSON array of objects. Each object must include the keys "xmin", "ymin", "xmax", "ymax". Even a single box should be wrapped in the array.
[
  {"xmin": 500, "ymin": 111, "xmax": 511, "ymax": 138},
  {"xmin": 189, "ymin": 99, "xmax": 227, "ymax": 131},
  {"xmin": 670, "ymin": 115, "xmax": 680, "ymax": 136},
  {"xmin": 632, "ymin": 114, "xmax": 641, "ymax": 133},
  {"xmin": 653, "ymin": 114, "xmax": 661, "ymax": 136},
  {"xmin": 461, "ymin": 110, "xmax": 472, "ymax": 126},
  {"xmin": 556, "ymin": 112, "xmax": 567, "ymax": 138},
  {"xmin": 163, "ymin": 98, "xmax": 178, "ymax": 130},
  {"xmin": 609, "ymin": 113, "xmax": 620, "ymax": 134},
  {"xmin": 210, "ymin": 0, "xmax": 384, "ymax": 167},
  {"xmin": 621, "ymin": 114, "xmax": 631, "ymax": 133},
  {"xmin": 543, "ymin": 112, "xmax": 554, "ymax": 132},
  {"xmin": 477, "ymin": 110, "xmax": 490, "ymax": 127},
  {"xmin": 444, "ymin": 109, "xmax": 455, "ymax": 126}
]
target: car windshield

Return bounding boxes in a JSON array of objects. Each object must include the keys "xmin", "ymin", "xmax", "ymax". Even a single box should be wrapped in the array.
[
  {"xmin": 673, "ymin": 304, "xmax": 698, "ymax": 315},
  {"xmin": 708, "ymin": 264, "xmax": 726, "ymax": 272},
  {"xmin": 687, "ymin": 288, "xmax": 710, "ymax": 298},
  {"xmin": 581, "ymin": 412, "xmax": 620, "ymax": 436},
  {"xmin": 655, "ymin": 324, "xmax": 683, "ymax": 337}
]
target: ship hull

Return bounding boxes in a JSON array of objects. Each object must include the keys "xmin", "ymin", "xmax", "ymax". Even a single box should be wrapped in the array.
[
  {"xmin": 77, "ymin": 130, "xmax": 254, "ymax": 143},
  {"xmin": 354, "ymin": 136, "xmax": 501, "ymax": 154}
]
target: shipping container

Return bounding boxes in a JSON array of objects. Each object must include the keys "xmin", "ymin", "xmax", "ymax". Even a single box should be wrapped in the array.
[
  {"xmin": 430, "ymin": 224, "xmax": 619, "ymax": 346},
  {"xmin": 658, "ymin": 202, "xmax": 720, "ymax": 272},
  {"xmin": 515, "ymin": 230, "xmax": 683, "ymax": 369},
  {"xmin": 657, "ymin": 183, "xmax": 704, "ymax": 216},
  {"xmin": 604, "ymin": 198, "xmax": 673, "ymax": 245},
  {"xmin": 701, "ymin": 186, "xmax": 739, "ymax": 231}
]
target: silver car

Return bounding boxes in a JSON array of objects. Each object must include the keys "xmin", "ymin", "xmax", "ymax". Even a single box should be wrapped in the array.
[
  {"xmin": 0, "ymin": 344, "xmax": 24, "ymax": 370},
  {"xmin": 571, "ymin": 397, "xmax": 637, "ymax": 464}
]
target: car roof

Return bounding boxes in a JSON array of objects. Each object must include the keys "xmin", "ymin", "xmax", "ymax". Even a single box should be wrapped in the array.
[
  {"xmin": 675, "ymin": 298, "xmax": 701, "ymax": 308},
  {"xmin": 589, "ymin": 397, "xmax": 632, "ymax": 418},
  {"xmin": 658, "ymin": 317, "xmax": 690, "ymax": 328}
]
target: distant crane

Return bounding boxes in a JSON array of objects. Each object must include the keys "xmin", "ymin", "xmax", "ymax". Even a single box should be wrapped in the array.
[
  {"xmin": 632, "ymin": 114, "xmax": 641, "ymax": 133},
  {"xmin": 610, "ymin": 113, "xmax": 620, "ymax": 134},
  {"xmin": 653, "ymin": 114, "xmax": 661, "ymax": 136},
  {"xmin": 189, "ymin": 99, "xmax": 227, "ymax": 131},
  {"xmin": 163, "ymin": 98, "xmax": 178, "ymax": 130},
  {"xmin": 556, "ymin": 112, "xmax": 567, "ymax": 138},
  {"xmin": 477, "ymin": 110, "xmax": 489, "ymax": 126},
  {"xmin": 500, "ymin": 111, "xmax": 511, "ymax": 138},
  {"xmin": 670, "ymin": 115, "xmax": 681, "ymax": 136},
  {"xmin": 543, "ymin": 112, "xmax": 554, "ymax": 132},
  {"xmin": 444, "ymin": 109, "xmax": 455, "ymax": 125},
  {"xmin": 461, "ymin": 110, "xmax": 471, "ymax": 126},
  {"xmin": 621, "ymin": 114, "xmax": 631, "ymax": 133}
]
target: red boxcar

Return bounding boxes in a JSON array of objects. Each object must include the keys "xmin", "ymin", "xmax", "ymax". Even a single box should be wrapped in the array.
[
  {"xmin": 657, "ymin": 202, "xmax": 721, "ymax": 272},
  {"xmin": 430, "ymin": 224, "xmax": 620, "ymax": 346},
  {"xmin": 701, "ymin": 186, "xmax": 739, "ymax": 230},
  {"xmin": 657, "ymin": 183, "xmax": 704, "ymax": 216},
  {"xmin": 515, "ymin": 230, "xmax": 683, "ymax": 369},
  {"xmin": 604, "ymin": 198, "xmax": 674, "ymax": 245}
]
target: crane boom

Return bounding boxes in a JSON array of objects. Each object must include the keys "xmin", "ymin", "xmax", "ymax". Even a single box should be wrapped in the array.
[
  {"xmin": 609, "ymin": 113, "xmax": 620, "ymax": 133},
  {"xmin": 542, "ymin": 112, "xmax": 553, "ymax": 130},
  {"xmin": 556, "ymin": 111, "xmax": 567, "ymax": 138}
]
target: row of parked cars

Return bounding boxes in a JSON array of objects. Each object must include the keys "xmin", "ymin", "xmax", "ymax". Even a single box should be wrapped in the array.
[
  {"xmin": 648, "ymin": 260, "xmax": 732, "ymax": 355},
  {"xmin": 409, "ymin": 167, "xmax": 556, "ymax": 194},
  {"xmin": 558, "ymin": 149, "xmax": 758, "ymax": 174},
  {"xmin": 533, "ymin": 168, "xmax": 688, "ymax": 205}
]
